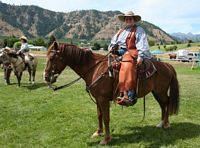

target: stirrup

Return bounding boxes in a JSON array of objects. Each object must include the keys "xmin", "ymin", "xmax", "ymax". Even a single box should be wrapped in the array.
[{"xmin": 117, "ymin": 97, "xmax": 137, "ymax": 107}]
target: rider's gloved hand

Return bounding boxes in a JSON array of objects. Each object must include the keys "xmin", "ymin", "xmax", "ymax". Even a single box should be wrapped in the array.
[
  {"xmin": 16, "ymin": 51, "xmax": 21, "ymax": 55},
  {"xmin": 137, "ymin": 56, "xmax": 143, "ymax": 65}
]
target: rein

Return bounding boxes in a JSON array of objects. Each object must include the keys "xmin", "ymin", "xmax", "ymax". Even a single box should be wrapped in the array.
[
  {"xmin": 50, "ymin": 52, "xmax": 110, "ymax": 91},
  {"xmin": 52, "ymin": 77, "xmax": 82, "ymax": 91},
  {"xmin": 48, "ymin": 52, "xmax": 111, "ymax": 104},
  {"xmin": 136, "ymin": 60, "xmax": 147, "ymax": 121}
]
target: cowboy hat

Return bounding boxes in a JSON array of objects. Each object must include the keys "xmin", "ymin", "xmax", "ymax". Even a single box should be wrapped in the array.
[
  {"xmin": 19, "ymin": 36, "xmax": 28, "ymax": 41},
  {"xmin": 118, "ymin": 11, "xmax": 141, "ymax": 22}
]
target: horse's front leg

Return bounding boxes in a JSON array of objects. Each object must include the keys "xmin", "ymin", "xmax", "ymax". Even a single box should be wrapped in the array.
[
  {"xmin": 16, "ymin": 72, "xmax": 22, "ymax": 87},
  {"xmin": 98, "ymin": 99, "xmax": 111, "ymax": 145},
  {"xmin": 91, "ymin": 103, "xmax": 103, "ymax": 138},
  {"xmin": 32, "ymin": 68, "xmax": 36, "ymax": 84},
  {"xmin": 4, "ymin": 67, "xmax": 11, "ymax": 85}
]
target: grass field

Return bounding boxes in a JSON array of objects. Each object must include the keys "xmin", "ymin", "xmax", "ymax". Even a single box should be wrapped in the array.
[
  {"xmin": 0, "ymin": 56, "xmax": 200, "ymax": 147},
  {"xmin": 150, "ymin": 42, "xmax": 200, "ymax": 51}
]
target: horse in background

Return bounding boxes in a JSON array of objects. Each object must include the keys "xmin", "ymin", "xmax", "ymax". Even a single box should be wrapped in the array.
[
  {"xmin": 44, "ymin": 42, "xmax": 180, "ymax": 145},
  {"xmin": 169, "ymin": 53, "xmax": 177, "ymax": 59},
  {"xmin": 0, "ymin": 48, "xmax": 38, "ymax": 87},
  {"xmin": 0, "ymin": 48, "xmax": 12, "ymax": 85}
]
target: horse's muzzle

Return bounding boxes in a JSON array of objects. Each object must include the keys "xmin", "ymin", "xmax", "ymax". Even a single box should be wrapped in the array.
[
  {"xmin": 44, "ymin": 73, "xmax": 58, "ymax": 84},
  {"xmin": 44, "ymin": 76, "xmax": 51, "ymax": 83}
]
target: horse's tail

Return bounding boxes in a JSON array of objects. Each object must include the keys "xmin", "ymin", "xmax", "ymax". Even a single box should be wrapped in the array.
[{"xmin": 169, "ymin": 73, "xmax": 180, "ymax": 115}]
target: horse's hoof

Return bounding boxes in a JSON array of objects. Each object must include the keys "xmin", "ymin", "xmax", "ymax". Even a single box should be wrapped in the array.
[
  {"xmin": 99, "ymin": 136, "xmax": 111, "ymax": 145},
  {"xmin": 32, "ymin": 81, "xmax": 35, "ymax": 84},
  {"xmin": 156, "ymin": 121, "xmax": 164, "ymax": 128},
  {"xmin": 91, "ymin": 131, "xmax": 103, "ymax": 138},
  {"xmin": 156, "ymin": 121, "xmax": 171, "ymax": 129},
  {"xmin": 163, "ymin": 123, "xmax": 171, "ymax": 129}
]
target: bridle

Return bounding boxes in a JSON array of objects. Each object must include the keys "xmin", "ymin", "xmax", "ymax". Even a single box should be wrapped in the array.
[
  {"xmin": 45, "ymin": 48, "xmax": 110, "ymax": 91},
  {"xmin": 45, "ymin": 49, "xmax": 62, "ymax": 83}
]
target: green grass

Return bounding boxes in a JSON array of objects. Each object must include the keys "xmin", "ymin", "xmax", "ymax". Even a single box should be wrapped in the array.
[{"xmin": 0, "ymin": 57, "xmax": 200, "ymax": 147}]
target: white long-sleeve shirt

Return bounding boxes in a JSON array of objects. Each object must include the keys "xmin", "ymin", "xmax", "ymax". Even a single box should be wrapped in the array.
[
  {"xmin": 110, "ymin": 25, "xmax": 152, "ymax": 59},
  {"xmin": 18, "ymin": 43, "xmax": 30, "ymax": 53}
]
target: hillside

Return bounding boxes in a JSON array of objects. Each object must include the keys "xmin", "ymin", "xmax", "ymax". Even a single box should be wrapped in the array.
[
  {"xmin": 171, "ymin": 32, "xmax": 200, "ymax": 42},
  {"xmin": 0, "ymin": 1, "xmax": 174, "ymax": 42}
]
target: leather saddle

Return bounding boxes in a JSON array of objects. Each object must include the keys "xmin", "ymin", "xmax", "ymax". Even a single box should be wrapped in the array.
[
  {"xmin": 108, "ymin": 56, "xmax": 157, "ymax": 101},
  {"xmin": 110, "ymin": 56, "xmax": 157, "ymax": 80},
  {"xmin": 137, "ymin": 59, "xmax": 157, "ymax": 80}
]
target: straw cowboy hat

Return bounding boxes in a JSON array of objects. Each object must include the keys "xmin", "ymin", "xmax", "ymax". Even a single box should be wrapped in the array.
[
  {"xmin": 19, "ymin": 36, "xmax": 28, "ymax": 41},
  {"xmin": 118, "ymin": 11, "xmax": 141, "ymax": 22}
]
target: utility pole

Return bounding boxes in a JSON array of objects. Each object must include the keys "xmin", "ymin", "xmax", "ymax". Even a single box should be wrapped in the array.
[{"xmin": 198, "ymin": 49, "xmax": 200, "ymax": 68}]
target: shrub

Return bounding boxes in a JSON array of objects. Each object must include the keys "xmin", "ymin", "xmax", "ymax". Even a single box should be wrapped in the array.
[
  {"xmin": 92, "ymin": 42, "xmax": 101, "ymax": 50},
  {"xmin": 148, "ymin": 40, "xmax": 155, "ymax": 46},
  {"xmin": 165, "ymin": 45, "xmax": 177, "ymax": 51}
]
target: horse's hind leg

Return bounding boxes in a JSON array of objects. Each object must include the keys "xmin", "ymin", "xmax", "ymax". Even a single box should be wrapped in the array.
[
  {"xmin": 152, "ymin": 91, "xmax": 170, "ymax": 129},
  {"xmin": 91, "ymin": 102, "xmax": 103, "ymax": 138}
]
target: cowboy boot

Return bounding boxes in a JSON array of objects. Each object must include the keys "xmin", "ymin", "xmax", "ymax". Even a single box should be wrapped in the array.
[
  {"xmin": 127, "ymin": 90, "xmax": 137, "ymax": 105},
  {"xmin": 117, "ymin": 90, "xmax": 137, "ymax": 107},
  {"xmin": 117, "ymin": 91, "xmax": 129, "ymax": 106}
]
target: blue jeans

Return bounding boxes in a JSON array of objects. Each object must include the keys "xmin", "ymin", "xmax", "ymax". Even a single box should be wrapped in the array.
[
  {"xmin": 117, "ymin": 48, "xmax": 127, "ymax": 56},
  {"xmin": 128, "ymin": 90, "xmax": 136, "ymax": 100}
]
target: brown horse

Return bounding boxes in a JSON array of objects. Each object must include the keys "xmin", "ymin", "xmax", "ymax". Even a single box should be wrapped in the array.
[
  {"xmin": 169, "ymin": 53, "xmax": 177, "ymax": 59},
  {"xmin": 44, "ymin": 42, "xmax": 180, "ymax": 145}
]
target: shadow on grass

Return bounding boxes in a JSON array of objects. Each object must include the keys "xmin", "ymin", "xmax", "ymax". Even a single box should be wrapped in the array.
[
  {"xmin": 5, "ymin": 82, "xmax": 17, "ymax": 86},
  {"xmin": 22, "ymin": 82, "xmax": 47, "ymax": 90},
  {"xmin": 87, "ymin": 122, "xmax": 200, "ymax": 147}
]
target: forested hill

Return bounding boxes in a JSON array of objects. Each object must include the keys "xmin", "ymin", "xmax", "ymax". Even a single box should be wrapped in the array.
[{"xmin": 0, "ymin": 1, "xmax": 174, "ymax": 42}]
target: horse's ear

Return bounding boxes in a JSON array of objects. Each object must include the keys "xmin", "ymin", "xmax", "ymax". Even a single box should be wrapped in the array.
[{"xmin": 53, "ymin": 41, "xmax": 58, "ymax": 50}]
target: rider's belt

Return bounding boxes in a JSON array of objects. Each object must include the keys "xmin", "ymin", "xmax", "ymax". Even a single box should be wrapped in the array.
[{"xmin": 120, "ymin": 47, "xmax": 127, "ymax": 50}]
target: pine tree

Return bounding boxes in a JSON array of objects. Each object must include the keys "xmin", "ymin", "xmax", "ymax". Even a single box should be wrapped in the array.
[{"xmin": 48, "ymin": 35, "xmax": 56, "ymax": 48}]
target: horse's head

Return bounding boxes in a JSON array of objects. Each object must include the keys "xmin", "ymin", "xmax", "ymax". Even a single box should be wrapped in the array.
[
  {"xmin": 0, "ymin": 47, "xmax": 19, "ymax": 63},
  {"xmin": 44, "ymin": 41, "xmax": 67, "ymax": 85},
  {"xmin": 0, "ymin": 48, "xmax": 10, "ymax": 63}
]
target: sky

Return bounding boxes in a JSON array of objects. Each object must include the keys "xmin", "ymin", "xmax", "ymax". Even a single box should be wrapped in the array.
[{"xmin": 2, "ymin": 0, "xmax": 200, "ymax": 34}]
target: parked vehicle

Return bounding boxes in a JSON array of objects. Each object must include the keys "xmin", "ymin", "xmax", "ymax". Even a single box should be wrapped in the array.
[
  {"xmin": 176, "ymin": 49, "xmax": 199, "ymax": 62},
  {"xmin": 187, "ymin": 52, "xmax": 199, "ymax": 62}
]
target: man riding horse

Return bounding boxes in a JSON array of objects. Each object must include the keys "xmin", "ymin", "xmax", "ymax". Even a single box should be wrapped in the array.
[
  {"xmin": 17, "ymin": 36, "xmax": 33, "ymax": 70},
  {"xmin": 109, "ymin": 11, "xmax": 152, "ymax": 106}
]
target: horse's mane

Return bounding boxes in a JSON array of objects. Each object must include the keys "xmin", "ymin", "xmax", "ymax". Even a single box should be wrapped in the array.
[
  {"xmin": 48, "ymin": 42, "xmax": 105, "ymax": 66},
  {"xmin": 8, "ymin": 52, "xmax": 18, "ymax": 58}
]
